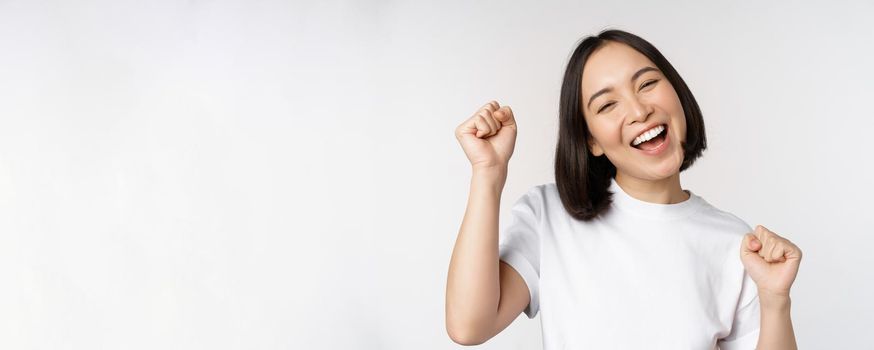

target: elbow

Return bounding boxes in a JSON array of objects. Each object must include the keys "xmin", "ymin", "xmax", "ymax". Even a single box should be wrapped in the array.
[
  {"xmin": 446, "ymin": 326, "xmax": 487, "ymax": 346},
  {"xmin": 446, "ymin": 317, "xmax": 491, "ymax": 346}
]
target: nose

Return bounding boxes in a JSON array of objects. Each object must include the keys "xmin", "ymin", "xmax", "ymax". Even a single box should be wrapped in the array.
[{"xmin": 626, "ymin": 96, "xmax": 654, "ymax": 125}]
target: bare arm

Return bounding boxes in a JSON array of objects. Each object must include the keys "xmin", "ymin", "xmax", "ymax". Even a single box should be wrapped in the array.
[
  {"xmin": 445, "ymin": 168, "xmax": 530, "ymax": 345},
  {"xmin": 740, "ymin": 226, "xmax": 802, "ymax": 349},
  {"xmin": 755, "ymin": 293, "xmax": 797, "ymax": 350},
  {"xmin": 447, "ymin": 101, "xmax": 525, "ymax": 345}
]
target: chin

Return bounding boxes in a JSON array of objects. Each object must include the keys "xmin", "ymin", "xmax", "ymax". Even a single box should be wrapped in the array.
[{"xmin": 645, "ymin": 157, "xmax": 683, "ymax": 179}]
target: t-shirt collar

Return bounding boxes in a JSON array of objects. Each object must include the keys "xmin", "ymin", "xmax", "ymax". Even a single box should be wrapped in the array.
[{"xmin": 608, "ymin": 177, "xmax": 705, "ymax": 220}]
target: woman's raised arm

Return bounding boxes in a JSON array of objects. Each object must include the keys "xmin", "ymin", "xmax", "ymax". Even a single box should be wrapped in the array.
[{"xmin": 445, "ymin": 101, "xmax": 527, "ymax": 345}]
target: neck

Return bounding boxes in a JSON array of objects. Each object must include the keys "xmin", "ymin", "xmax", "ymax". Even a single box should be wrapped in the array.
[{"xmin": 614, "ymin": 171, "xmax": 689, "ymax": 204}]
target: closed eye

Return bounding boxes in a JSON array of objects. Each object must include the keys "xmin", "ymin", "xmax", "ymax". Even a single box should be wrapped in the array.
[
  {"xmin": 640, "ymin": 79, "xmax": 658, "ymax": 89},
  {"xmin": 597, "ymin": 102, "xmax": 614, "ymax": 114},
  {"xmin": 596, "ymin": 79, "xmax": 660, "ymax": 114}
]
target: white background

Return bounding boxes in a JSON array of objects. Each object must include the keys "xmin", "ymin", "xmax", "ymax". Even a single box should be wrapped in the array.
[{"xmin": 1, "ymin": 0, "xmax": 872, "ymax": 349}]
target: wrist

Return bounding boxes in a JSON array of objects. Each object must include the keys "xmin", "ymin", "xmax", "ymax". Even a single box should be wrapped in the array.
[
  {"xmin": 472, "ymin": 166, "xmax": 507, "ymax": 182},
  {"xmin": 472, "ymin": 163, "xmax": 508, "ymax": 176},
  {"xmin": 758, "ymin": 289, "xmax": 792, "ymax": 311},
  {"xmin": 470, "ymin": 168, "xmax": 507, "ymax": 194}
]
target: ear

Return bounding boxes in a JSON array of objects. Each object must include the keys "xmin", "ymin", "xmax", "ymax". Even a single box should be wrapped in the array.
[{"xmin": 589, "ymin": 138, "xmax": 604, "ymax": 157}]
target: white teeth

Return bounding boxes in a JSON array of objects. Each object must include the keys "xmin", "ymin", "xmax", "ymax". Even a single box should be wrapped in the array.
[{"xmin": 632, "ymin": 125, "xmax": 665, "ymax": 146}]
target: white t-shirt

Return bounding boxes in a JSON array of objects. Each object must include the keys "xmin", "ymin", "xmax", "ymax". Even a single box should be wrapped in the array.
[{"xmin": 498, "ymin": 177, "xmax": 760, "ymax": 349}]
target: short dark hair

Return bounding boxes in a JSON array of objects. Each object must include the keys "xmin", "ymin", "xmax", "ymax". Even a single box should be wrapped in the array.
[{"xmin": 554, "ymin": 28, "xmax": 707, "ymax": 221}]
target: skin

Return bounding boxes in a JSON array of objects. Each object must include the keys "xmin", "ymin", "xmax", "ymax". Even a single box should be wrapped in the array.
[
  {"xmin": 581, "ymin": 41, "xmax": 801, "ymax": 349},
  {"xmin": 448, "ymin": 41, "xmax": 802, "ymax": 348},
  {"xmin": 581, "ymin": 41, "xmax": 689, "ymax": 205},
  {"xmin": 447, "ymin": 101, "xmax": 527, "ymax": 345}
]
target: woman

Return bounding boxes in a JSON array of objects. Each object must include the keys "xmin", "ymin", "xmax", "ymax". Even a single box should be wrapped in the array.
[{"xmin": 445, "ymin": 29, "xmax": 801, "ymax": 349}]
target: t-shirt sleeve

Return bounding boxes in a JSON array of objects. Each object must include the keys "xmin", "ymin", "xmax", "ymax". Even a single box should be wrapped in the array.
[
  {"xmin": 717, "ymin": 269, "xmax": 761, "ymax": 350},
  {"xmin": 497, "ymin": 187, "xmax": 542, "ymax": 319}
]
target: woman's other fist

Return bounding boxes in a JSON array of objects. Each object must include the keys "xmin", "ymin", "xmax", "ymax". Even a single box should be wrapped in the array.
[
  {"xmin": 740, "ymin": 225, "xmax": 803, "ymax": 298},
  {"xmin": 454, "ymin": 100, "xmax": 517, "ymax": 171}
]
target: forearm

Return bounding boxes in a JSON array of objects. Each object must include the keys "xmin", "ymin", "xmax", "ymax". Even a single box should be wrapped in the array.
[
  {"xmin": 446, "ymin": 169, "xmax": 506, "ymax": 337},
  {"xmin": 755, "ymin": 292, "xmax": 797, "ymax": 350}
]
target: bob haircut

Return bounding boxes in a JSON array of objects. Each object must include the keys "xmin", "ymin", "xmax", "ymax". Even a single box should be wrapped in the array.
[{"xmin": 555, "ymin": 28, "xmax": 707, "ymax": 221}]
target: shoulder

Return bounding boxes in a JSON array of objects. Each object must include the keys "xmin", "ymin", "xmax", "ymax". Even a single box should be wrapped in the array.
[
  {"xmin": 692, "ymin": 196, "xmax": 754, "ymax": 236},
  {"xmin": 507, "ymin": 183, "xmax": 560, "ymax": 220},
  {"xmin": 518, "ymin": 182, "xmax": 561, "ymax": 207},
  {"xmin": 527, "ymin": 182, "xmax": 557, "ymax": 197}
]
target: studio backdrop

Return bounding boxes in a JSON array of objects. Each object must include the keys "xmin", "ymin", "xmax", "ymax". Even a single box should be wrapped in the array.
[{"xmin": 1, "ymin": 0, "xmax": 872, "ymax": 349}]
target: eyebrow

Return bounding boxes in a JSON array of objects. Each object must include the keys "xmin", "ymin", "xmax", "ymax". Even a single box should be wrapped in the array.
[{"xmin": 586, "ymin": 66, "xmax": 660, "ymax": 110}]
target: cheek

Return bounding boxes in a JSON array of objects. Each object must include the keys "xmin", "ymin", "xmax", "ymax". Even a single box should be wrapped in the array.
[
  {"xmin": 672, "ymin": 113, "xmax": 687, "ymax": 142},
  {"xmin": 589, "ymin": 120, "xmax": 624, "ymax": 148},
  {"xmin": 660, "ymin": 89, "xmax": 686, "ymax": 141},
  {"xmin": 674, "ymin": 125, "xmax": 687, "ymax": 144},
  {"xmin": 655, "ymin": 83, "xmax": 684, "ymax": 114}
]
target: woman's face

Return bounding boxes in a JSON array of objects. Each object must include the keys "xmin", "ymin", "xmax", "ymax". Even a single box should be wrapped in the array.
[{"xmin": 580, "ymin": 41, "xmax": 687, "ymax": 181}]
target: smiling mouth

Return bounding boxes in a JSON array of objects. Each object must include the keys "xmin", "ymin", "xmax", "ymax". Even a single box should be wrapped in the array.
[{"xmin": 631, "ymin": 124, "xmax": 668, "ymax": 151}]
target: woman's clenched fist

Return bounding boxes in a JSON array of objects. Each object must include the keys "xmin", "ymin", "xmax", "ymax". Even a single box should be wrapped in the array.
[
  {"xmin": 740, "ymin": 225, "xmax": 803, "ymax": 298},
  {"xmin": 454, "ymin": 101, "xmax": 517, "ymax": 170}
]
